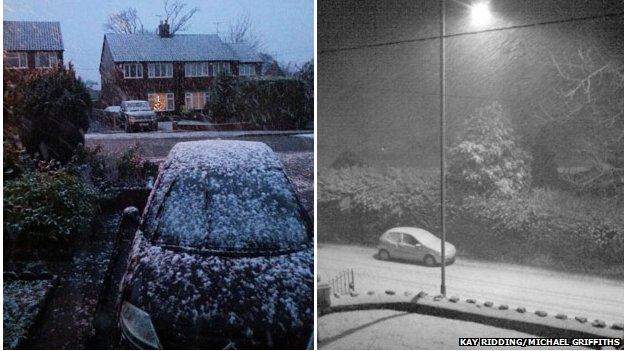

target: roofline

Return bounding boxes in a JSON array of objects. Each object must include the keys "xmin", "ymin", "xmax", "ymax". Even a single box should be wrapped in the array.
[
  {"xmin": 110, "ymin": 59, "xmax": 262, "ymax": 63},
  {"xmin": 4, "ymin": 49, "xmax": 64, "ymax": 52}
]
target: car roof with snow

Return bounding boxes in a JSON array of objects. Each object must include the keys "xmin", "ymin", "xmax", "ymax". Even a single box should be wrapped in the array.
[{"xmin": 163, "ymin": 140, "xmax": 282, "ymax": 173}]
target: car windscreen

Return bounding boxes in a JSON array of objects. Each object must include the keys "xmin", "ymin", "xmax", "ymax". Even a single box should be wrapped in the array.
[
  {"xmin": 125, "ymin": 102, "xmax": 150, "ymax": 111},
  {"xmin": 147, "ymin": 167, "xmax": 310, "ymax": 252}
]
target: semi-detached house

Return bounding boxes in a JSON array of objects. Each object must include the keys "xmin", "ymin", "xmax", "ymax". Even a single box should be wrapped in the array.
[{"xmin": 99, "ymin": 21, "xmax": 262, "ymax": 113}]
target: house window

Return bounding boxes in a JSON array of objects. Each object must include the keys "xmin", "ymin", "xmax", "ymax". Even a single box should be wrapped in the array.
[
  {"xmin": 148, "ymin": 63, "xmax": 173, "ymax": 78},
  {"xmin": 185, "ymin": 92, "xmax": 209, "ymax": 110},
  {"xmin": 35, "ymin": 52, "xmax": 58, "ymax": 68},
  {"xmin": 214, "ymin": 62, "xmax": 231, "ymax": 75},
  {"xmin": 148, "ymin": 93, "xmax": 175, "ymax": 111},
  {"xmin": 123, "ymin": 63, "xmax": 143, "ymax": 79},
  {"xmin": 239, "ymin": 64, "xmax": 256, "ymax": 76},
  {"xmin": 5, "ymin": 52, "xmax": 28, "ymax": 69},
  {"xmin": 184, "ymin": 62, "xmax": 211, "ymax": 77}
]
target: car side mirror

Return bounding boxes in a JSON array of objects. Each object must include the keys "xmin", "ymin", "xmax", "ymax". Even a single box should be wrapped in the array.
[{"xmin": 122, "ymin": 206, "xmax": 141, "ymax": 232}]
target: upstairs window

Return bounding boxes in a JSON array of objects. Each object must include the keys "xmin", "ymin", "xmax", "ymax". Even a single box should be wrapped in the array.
[
  {"xmin": 123, "ymin": 63, "xmax": 143, "ymax": 79},
  {"xmin": 148, "ymin": 93, "xmax": 175, "ymax": 111},
  {"xmin": 185, "ymin": 92, "xmax": 209, "ymax": 110},
  {"xmin": 214, "ymin": 62, "xmax": 231, "ymax": 76},
  {"xmin": 148, "ymin": 63, "xmax": 173, "ymax": 78},
  {"xmin": 239, "ymin": 64, "xmax": 256, "ymax": 76},
  {"xmin": 185, "ymin": 62, "xmax": 211, "ymax": 77},
  {"xmin": 35, "ymin": 52, "xmax": 58, "ymax": 68},
  {"xmin": 5, "ymin": 52, "xmax": 28, "ymax": 69}
]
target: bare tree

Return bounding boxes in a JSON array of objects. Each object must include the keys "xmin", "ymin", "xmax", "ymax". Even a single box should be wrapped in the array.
[
  {"xmin": 226, "ymin": 13, "xmax": 263, "ymax": 50},
  {"xmin": 103, "ymin": 8, "xmax": 146, "ymax": 34},
  {"xmin": 541, "ymin": 45, "xmax": 624, "ymax": 189},
  {"xmin": 161, "ymin": 0, "xmax": 199, "ymax": 34}
]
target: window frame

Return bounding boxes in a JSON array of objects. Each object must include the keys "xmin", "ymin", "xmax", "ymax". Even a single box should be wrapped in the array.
[
  {"xmin": 239, "ymin": 64, "xmax": 255, "ymax": 76},
  {"xmin": 148, "ymin": 62, "xmax": 174, "ymax": 78},
  {"xmin": 34, "ymin": 52, "xmax": 58, "ymax": 69},
  {"xmin": 5, "ymin": 52, "xmax": 28, "ymax": 69},
  {"xmin": 148, "ymin": 92, "xmax": 175, "ymax": 111},
  {"xmin": 214, "ymin": 62, "xmax": 232, "ymax": 76},
  {"xmin": 184, "ymin": 91, "xmax": 209, "ymax": 110},
  {"xmin": 184, "ymin": 62, "xmax": 212, "ymax": 77},
  {"xmin": 123, "ymin": 63, "xmax": 143, "ymax": 79},
  {"xmin": 401, "ymin": 233, "xmax": 420, "ymax": 246},
  {"xmin": 386, "ymin": 232, "xmax": 401, "ymax": 243}
]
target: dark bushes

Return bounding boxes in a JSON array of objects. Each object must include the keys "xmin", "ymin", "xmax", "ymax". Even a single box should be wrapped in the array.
[
  {"xmin": 12, "ymin": 67, "xmax": 91, "ymax": 163},
  {"xmin": 318, "ymin": 166, "xmax": 624, "ymax": 274},
  {"xmin": 207, "ymin": 75, "xmax": 310, "ymax": 129}
]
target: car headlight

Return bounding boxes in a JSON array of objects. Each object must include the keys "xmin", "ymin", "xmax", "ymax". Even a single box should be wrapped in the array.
[{"xmin": 120, "ymin": 301, "xmax": 162, "ymax": 349}]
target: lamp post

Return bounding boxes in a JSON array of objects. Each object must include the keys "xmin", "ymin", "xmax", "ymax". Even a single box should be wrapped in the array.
[
  {"xmin": 439, "ymin": 0, "xmax": 447, "ymax": 297},
  {"xmin": 439, "ymin": 0, "xmax": 492, "ymax": 296}
]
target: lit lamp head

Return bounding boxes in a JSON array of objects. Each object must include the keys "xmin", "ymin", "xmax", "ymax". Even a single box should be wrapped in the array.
[{"xmin": 470, "ymin": 1, "xmax": 492, "ymax": 26}]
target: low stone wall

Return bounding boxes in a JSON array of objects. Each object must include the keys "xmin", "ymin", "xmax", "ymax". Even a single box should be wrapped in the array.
[{"xmin": 320, "ymin": 290, "xmax": 624, "ymax": 341}]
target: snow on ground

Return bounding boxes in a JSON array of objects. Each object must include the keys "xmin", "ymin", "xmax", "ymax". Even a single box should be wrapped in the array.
[
  {"xmin": 318, "ymin": 310, "xmax": 580, "ymax": 350},
  {"xmin": 3, "ymin": 280, "xmax": 55, "ymax": 349}
]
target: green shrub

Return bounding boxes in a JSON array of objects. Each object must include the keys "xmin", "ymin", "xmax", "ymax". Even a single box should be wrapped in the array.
[
  {"xmin": 207, "ymin": 75, "xmax": 308, "ymax": 129},
  {"xmin": 13, "ymin": 67, "xmax": 91, "ymax": 163},
  {"xmin": 4, "ymin": 166, "xmax": 98, "ymax": 246},
  {"xmin": 117, "ymin": 144, "xmax": 159, "ymax": 186},
  {"xmin": 448, "ymin": 102, "xmax": 531, "ymax": 196}
]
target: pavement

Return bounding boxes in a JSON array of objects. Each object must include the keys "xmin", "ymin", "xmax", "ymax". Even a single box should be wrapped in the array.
[{"xmin": 318, "ymin": 243, "xmax": 624, "ymax": 327}]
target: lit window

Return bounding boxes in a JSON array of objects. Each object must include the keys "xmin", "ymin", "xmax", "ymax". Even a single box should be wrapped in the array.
[
  {"xmin": 123, "ymin": 63, "xmax": 143, "ymax": 79},
  {"xmin": 148, "ymin": 62, "xmax": 173, "ymax": 78},
  {"xmin": 5, "ymin": 52, "xmax": 28, "ymax": 69},
  {"xmin": 35, "ymin": 52, "xmax": 58, "ymax": 68},
  {"xmin": 148, "ymin": 93, "xmax": 175, "ymax": 111},
  {"xmin": 184, "ymin": 92, "xmax": 209, "ymax": 110},
  {"xmin": 239, "ymin": 64, "xmax": 256, "ymax": 76}
]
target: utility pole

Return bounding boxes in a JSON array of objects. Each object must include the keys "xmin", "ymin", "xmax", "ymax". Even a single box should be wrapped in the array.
[{"xmin": 439, "ymin": 0, "xmax": 447, "ymax": 297}]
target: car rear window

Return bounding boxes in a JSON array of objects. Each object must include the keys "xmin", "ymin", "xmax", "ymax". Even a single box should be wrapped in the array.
[
  {"xmin": 146, "ymin": 167, "xmax": 310, "ymax": 252},
  {"xmin": 125, "ymin": 101, "xmax": 150, "ymax": 111}
]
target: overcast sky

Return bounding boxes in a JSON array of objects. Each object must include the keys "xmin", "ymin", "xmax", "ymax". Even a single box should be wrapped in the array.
[{"xmin": 3, "ymin": 0, "xmax": 313, "ymax": 84}]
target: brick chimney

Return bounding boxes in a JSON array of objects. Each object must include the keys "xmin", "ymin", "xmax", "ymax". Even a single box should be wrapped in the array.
[{"xmin": 158, "ymin": 20, "xmax": 171, "ymax": 37}]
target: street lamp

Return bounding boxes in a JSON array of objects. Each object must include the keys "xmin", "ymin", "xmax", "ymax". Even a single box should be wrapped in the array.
[
  {"xmin": 470, "ymin": 2, "xmax": 492, "ymax": 26},
  {"xmin": 439, "ymin": 0, "xmax": 492, "ymax": 297}
]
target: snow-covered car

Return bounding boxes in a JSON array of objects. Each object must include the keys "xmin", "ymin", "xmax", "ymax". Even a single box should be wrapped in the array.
[
  {"xmin": 377, "ymin": 227, "xmax": 456, "ymax": 266},
  {"xmin": 120, "ymin": 100, "xmax": 158, "ymax": 132},
  {"xmin": 118, "ymin": 140, "xmax": 314, "ymax": 349}
]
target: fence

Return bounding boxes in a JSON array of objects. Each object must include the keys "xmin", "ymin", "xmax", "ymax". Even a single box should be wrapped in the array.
[{"xmin": 329, "ymin": 269, "xmax": 355, "ymax": 295}]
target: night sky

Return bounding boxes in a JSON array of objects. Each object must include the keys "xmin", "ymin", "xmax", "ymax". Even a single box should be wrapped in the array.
[{"xmin": 317, "ymin": 0, "xmax": 624, "ymax": 169}]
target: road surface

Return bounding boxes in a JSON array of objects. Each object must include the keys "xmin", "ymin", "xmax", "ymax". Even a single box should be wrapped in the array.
[{"xmin": 318, "ymin": 244, "xmax": 624, "ymax": 326}]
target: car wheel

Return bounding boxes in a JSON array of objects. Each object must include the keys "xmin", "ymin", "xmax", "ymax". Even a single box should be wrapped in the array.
[
  {"xmin": 378, "ymin": 249, "xmax": 390, "ymax": 260},
  {"xmin": 424, "ymin": 255, "xmax": 436, "ymax": 266}
]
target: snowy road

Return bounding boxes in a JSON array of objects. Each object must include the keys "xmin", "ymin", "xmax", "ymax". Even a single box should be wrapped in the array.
[{"xmin": 318, "ymin": 244, "xmax": 624, "ymax": 326}]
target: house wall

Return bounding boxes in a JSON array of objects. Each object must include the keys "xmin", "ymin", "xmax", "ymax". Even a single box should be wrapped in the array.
[{"xmin": 100, "ymin": 55, "xmax": 263, "ymax": 114}]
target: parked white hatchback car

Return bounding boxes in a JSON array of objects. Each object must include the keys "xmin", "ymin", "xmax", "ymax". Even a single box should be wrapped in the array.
[{"xmin": 377, "ymin": 227, "xmax": 456, "ymax": 266}]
